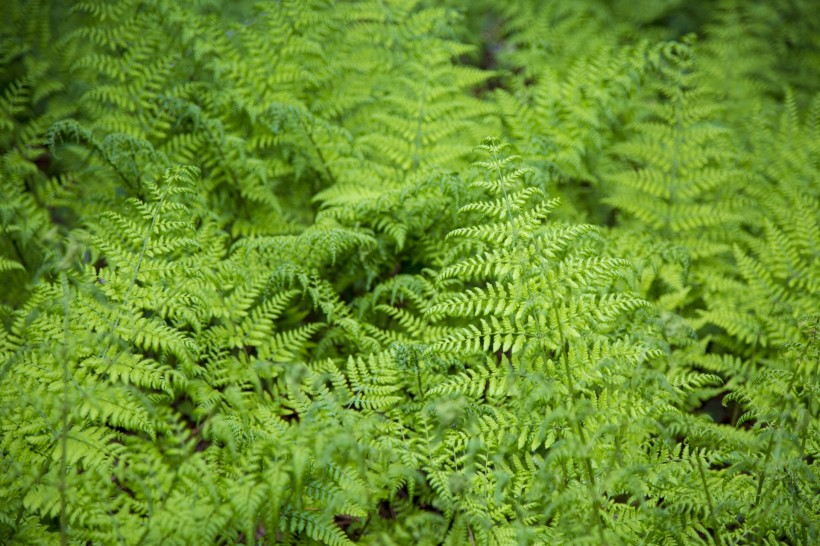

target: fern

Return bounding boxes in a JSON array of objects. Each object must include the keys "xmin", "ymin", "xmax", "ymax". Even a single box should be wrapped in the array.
[
  {"xmin": 418, "ymin": 139, "xmax": 680, "ymax": 543},
  {"xmin": 1, "ymin": 0, "xmax": 818, "ymax": 544},
  {"xmin": 606, "ymin": 40, "xmax": 750, "ymax": 261}
]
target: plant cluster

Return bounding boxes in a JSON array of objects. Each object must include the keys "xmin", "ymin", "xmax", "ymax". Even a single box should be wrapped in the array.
[{"xmin": 1, "ymin": 1, "xmax": 817, "ymax": 544}]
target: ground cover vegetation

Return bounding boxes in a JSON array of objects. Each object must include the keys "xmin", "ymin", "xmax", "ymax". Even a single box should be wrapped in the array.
[{"xmin": 0, "ymin": 0, "xmax": 818, "ymax": 544}]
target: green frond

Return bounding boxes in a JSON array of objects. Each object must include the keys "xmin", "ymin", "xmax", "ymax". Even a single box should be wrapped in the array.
[{"xmin": 2, "ymin": 1, "xmax": 818, "ymax": 543}]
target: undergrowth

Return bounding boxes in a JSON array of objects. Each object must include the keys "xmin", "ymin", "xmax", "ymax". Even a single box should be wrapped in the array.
[{"xmin": 1, "ymin": 1, "xmax": 817, "ymax": 544}]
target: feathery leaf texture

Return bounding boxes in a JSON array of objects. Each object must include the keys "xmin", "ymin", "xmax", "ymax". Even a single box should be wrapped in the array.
[{"xmin": 0, "ymin": 0, "xmax": 817, "ymax": 544}]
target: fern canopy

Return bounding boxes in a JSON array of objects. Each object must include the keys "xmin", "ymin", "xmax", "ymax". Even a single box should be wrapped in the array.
[{"xmin": 1, "ymin": 0, "xmax": 817, "ymax": 544}]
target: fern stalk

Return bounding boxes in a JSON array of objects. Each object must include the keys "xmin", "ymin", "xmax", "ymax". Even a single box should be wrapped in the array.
[
  {"xmin": 59, "ymin": 273, "xmax": 71, "ymax": 546},
  {"xmin": 752, "ymin": 315, "xmax": 818, "ymax": 537},
  {"xmin": 488, "ymin": 141, "xmax": 607, "ymax": 541},
  {"xmin": 695, "ymin": 453, "xmax": 724, "ymax": 546}
]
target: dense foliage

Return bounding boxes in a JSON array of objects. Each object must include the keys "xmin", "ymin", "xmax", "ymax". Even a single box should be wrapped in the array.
[{"xmin": 1, "ymin": 1, "xmax": 818, "ymax": 544}]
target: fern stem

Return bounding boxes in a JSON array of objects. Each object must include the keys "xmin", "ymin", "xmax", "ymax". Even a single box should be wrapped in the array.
[
  {"xmin": 754, "ymin": 355, "xmax": 802, "ymax": 507},
  {"xmin": 557, "ymin": 341, "xmax": 606, "ymax": 538},
  {"xmin": 99, "ymin": 174, "xmax": 172, "ymax": 375},
  {"xmin": 490, "ymin": 144, "xmax": 606, "ymax": 541},
  {"xmin": 411, "ymin": 80, "xmax": 428, "ymax": 172},
  {"xmin": 304, "ymin": 122, "xmax": 337, "ymax": 188},
  {"xmin": 695, "ymin": 452, "xmax": 724, "ymax": 546},
  {"xmin": 752, "ymin": 316, "xmax": 816, "ymax": 536},
  {"xmin": 59, "ymin": 273, "xmax": 71, "ymax": 546},
  {"xmin": 10, "ymin": 238, "xmax": 29, "ymax": 273},
  {"xmin": 415, "ymin": 353, "xmax": 425, "ymax": 399},
  {"xmin": 753, "ymin": 432, "xmax": 775, "ymax": 515}
]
